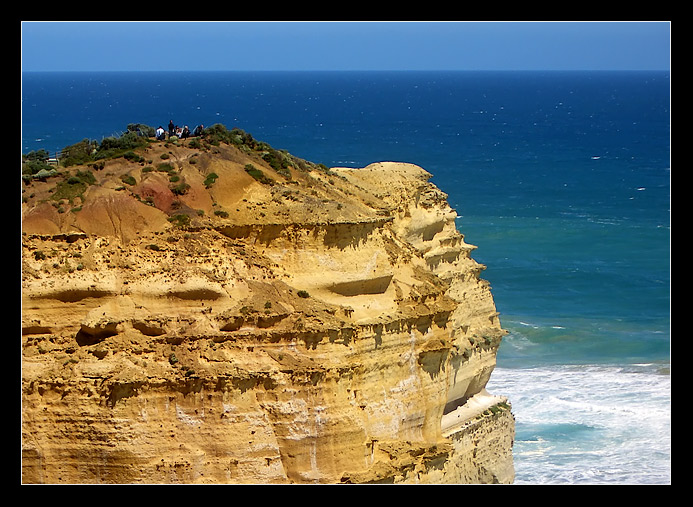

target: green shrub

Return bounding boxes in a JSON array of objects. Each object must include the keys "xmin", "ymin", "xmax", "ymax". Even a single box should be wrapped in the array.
[
  {"xmin": 200, "ymin": 124, "xmax": 225, "ymax": 146},
  {"xmin": 23, "ymin": 149, "xmax": 50, "ymax": 163},
  {"xmin": 170, "ymin": 182, "xmax": 190, "ymax": 195},
  {"xmin": 244, "ymin": 164, "xmax": 274, "ymax": 185},
  {"xmin": 126, "ymin": 123, "xmax": 155, "ymax": 138},
  {"xmin": 94, "ymin": 131, "xmax": 148, "ymax": 161},
  {"xmin": 262, "ymin": 148, "xmax": 291, "ymax": 179},
  {"xmin": 28, "ymin": 168, "xmax": 58, "ymax": 181},
  {"xmin": 201, "ymin": 124, "xmax": 260, "ymax": 150},
  {"xmin": 121, "ymin": 174, "xmax": 137, "ymax": 186},
  {"xmin": 60, "ymin": 139, "xmax": 98, "ymax": 167},
  {"xmin": 156, "ymin": 163, "xmax": 175, "ymax": 173},
  {"xmin": 204, "ymin": 172, "xmax": 218, "ymax": 188},
  {"xmin": 22, "ymin": 150, "xmax": 54, "ymax": 178},
  {"xmin": 168, "ymin": 214, "xmax": 191, "ymax": 227},
  {"xmin": 59, "ymin": 129, "xmax": 151, "ymax": 166},
  {"xmin": 123, "ymin": 151, "xmax": 144, "ymax": 163},
  {"xmin": 229, "ymin": 127, "xmax": 259, "ymax": 149},
  {"xmin": 51, "ymin": 170, "xmax": 96, "ymax": 203},
  {"xmin": 203, "ymin": 124, "xmax": 234, "ymax": 146},
  {"xmin": 74, "ymin": 170, "xmax": 96, "ymax": 185},
  {"xmin": 52, "ymin": 180, "xmax": 86, "ymax": 203}
]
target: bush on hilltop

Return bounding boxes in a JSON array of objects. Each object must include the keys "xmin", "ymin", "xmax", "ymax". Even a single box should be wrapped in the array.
[
  {"xmin": 60, "ymin": 139, "xmax": 99, "ymax": 167},
  {"xmin": 23, "ymin": 122, "xmax": 333, "ymax": 185},
  {"xmin": 93, "ymin": 131, "xmax": 150, "ymax": 162},
  {"xmin": 22, "ymin": 149, "xmax": 54, "ymax": 181},
  {"xmin": 57, "ymin": 125, "xmax": 153, "ymax": 167}
]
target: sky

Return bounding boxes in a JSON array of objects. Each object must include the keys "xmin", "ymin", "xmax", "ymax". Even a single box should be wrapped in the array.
[{"xmin": 21, "ymin": 21, "xmax": 671, "ymax": 72}]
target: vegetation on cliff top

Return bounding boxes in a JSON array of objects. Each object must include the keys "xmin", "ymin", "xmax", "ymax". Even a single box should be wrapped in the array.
[
  {"xmin": 22, "ymin": 122, "xmax": 357, "ymax": 237},
  {"xmin": 21, "ymin": 123, "xmax": 340, "ymax": 219},
  {"xmin": 22, "ymin": 122, "xmax": 330, "ymax": 183}
]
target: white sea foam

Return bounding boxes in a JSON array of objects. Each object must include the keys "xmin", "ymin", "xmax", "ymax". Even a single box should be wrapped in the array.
[{"xmin": 487, "ymin": 364, "xmax": 671, "ymax": 484}]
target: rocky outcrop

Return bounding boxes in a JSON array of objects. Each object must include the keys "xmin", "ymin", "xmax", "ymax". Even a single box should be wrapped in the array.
[{"xmin": 21, "ymin": 136, "xmax": 514, "ymax": 484}]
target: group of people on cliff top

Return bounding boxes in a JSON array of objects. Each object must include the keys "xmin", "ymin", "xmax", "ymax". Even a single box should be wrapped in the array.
[{"xmin": 155, "ymin": 120, "xmax": 204, "ymax": 141}]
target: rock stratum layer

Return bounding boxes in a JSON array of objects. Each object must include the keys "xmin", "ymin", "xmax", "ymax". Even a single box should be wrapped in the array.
[{"xmin": 21, "ymin": 136, "xmax": 514, "ymax": 484}]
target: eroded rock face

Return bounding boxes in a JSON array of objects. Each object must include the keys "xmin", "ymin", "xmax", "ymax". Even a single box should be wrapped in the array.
[{"xmin": 21, "ymin": 141, "xmax": 514, "ymax": 484}]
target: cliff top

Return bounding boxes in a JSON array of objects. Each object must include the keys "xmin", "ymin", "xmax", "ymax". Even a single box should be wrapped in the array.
[{"xmin": 22, "ymin": 125, "xmax": 435, "ymax": 243}]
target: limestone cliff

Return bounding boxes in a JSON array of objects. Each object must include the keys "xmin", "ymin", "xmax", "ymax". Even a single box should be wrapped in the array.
[{"xmin": 21, "ymin": 131, "xmax": 514, "ymax": 484}]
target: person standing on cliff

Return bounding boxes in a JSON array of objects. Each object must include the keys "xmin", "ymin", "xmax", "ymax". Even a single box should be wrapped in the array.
[{"xmin": 168, "ymin": 120, "xmax": 175, "ymax": 138}]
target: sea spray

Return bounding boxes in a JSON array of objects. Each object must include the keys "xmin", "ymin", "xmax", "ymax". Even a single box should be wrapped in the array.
[{"xmin": 487, "ymin": 364, "xmax": 670, "ymax": 484}]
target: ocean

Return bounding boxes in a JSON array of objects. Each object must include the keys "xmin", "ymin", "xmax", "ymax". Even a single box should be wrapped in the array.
[{"xmin": 21, "ymin": 70, "xmax": 671, "ymax": 484}]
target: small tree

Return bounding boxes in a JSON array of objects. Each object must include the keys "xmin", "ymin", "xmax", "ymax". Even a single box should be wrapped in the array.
[
  {"xmin": 60, "ymin": 139, "xmax": 98, "ymax": 167},
  {"xmin": 126, "ymin": 123, "xmax": 155, "ymax": 138},
  {"xmin": 22, "ymin": 149, "xmax": 53, "ymax": 179}
]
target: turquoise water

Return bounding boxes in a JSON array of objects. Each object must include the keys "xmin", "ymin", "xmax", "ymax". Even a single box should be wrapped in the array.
[{"xmin": 22, "ymin": 70, "xmax": 671, "ymax": 483}]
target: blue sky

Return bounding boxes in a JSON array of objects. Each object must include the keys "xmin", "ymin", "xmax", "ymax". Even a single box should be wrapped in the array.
[{"xmin": 21, "ymin": 21, "xmax": 670, "ymax": 72}]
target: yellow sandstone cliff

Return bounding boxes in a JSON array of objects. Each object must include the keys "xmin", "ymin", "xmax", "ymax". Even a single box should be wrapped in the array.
[{"xmin": 21, "ymin": 134, "xmax": 514, "ymax": 484}]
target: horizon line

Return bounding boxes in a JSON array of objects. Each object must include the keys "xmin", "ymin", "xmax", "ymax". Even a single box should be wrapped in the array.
[{"xmin": 22, "ymin": 68, "xmax": 671, "ymax": 73}]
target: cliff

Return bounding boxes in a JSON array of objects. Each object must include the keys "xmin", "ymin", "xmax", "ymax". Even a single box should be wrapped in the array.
[{"xmin": 21, "ymin": 131, "xmax": 514, "ymax": 484}]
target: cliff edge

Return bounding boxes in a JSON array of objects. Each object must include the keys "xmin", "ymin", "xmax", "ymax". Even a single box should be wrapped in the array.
[{"xmin": 21, "ymin": 129, "xmax": 514, "ymax": 484}]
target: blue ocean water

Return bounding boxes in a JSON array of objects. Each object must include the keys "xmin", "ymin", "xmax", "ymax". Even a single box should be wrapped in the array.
[{"xmin": 21, "ymin": 70, "xmax": 671, "ymax": 484}]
